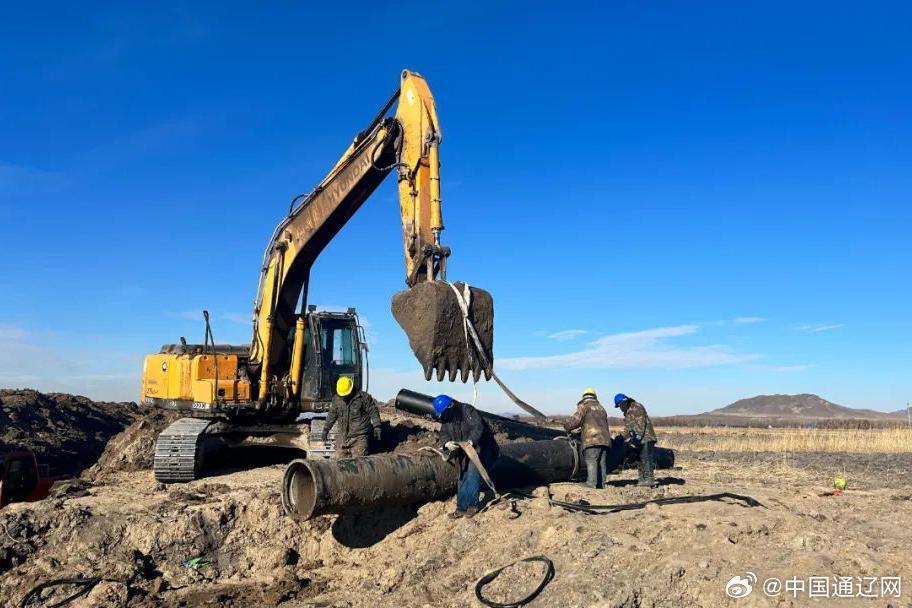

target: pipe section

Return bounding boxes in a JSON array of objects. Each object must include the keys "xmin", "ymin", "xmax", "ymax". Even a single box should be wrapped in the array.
[{"xmin": 283, "ymin": 439, "xmax": 579, "ymax": 520}]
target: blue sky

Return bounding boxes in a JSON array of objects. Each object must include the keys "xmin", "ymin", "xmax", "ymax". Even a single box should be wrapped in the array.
[{"xmin": 1, "ymin": 3, "xmax": 910, "ymax": 414}]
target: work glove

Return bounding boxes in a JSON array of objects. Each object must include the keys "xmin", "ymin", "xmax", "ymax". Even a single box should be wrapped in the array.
[
  {"xmin": 373, "ymin": 427, "xmax": 382, "ymax": 441},
  {"xmin": 444, "ymin": 441, "xmax": 460, "ymax": 452}
]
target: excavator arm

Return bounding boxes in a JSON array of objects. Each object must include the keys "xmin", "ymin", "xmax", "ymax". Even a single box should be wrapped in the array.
[{"xmin": 250, "ymin": 70, "xmax": 494, "ymax": 408}]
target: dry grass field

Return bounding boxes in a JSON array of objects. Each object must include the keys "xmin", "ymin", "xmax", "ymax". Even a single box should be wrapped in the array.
[{"xmin": 658, "ymin": 425, "xmax": 912, "ymax": 453}]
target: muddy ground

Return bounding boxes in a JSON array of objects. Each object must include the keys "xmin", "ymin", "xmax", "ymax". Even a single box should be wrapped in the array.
[{"xmin": 2, "ymin": 407, "xmax": 911, "ymax": 607}]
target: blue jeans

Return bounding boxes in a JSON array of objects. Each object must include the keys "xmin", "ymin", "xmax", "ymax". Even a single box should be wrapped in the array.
[{"xmin": 456, "ymin": 462, "xmax": 483, "ymax": 512}]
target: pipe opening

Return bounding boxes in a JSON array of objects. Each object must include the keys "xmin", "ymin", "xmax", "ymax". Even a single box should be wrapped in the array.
[{"xmin": 282, "ymin": 459, "xmax": 317, "ymax": 519}]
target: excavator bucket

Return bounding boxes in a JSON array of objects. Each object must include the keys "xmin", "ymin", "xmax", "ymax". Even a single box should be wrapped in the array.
[{"xmin": 391, "ymin": 281, "xmax": 494, "ymax": 382}]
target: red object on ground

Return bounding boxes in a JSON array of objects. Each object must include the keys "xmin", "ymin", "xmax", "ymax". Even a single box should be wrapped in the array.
[{"xmin": 0, "ymin": 450, "xmax": 68, "ymax": 508}]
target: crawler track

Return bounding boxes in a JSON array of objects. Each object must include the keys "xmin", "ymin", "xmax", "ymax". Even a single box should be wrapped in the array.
[{"xmin": 153, "ymin": 418, "xmax": 214, "ymax": 483}]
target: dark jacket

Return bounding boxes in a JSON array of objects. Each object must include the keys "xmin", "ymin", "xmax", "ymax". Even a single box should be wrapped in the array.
[
  {"xmin": 438, "ymin": 401, "xmax": 499, "ymax": 466},
  {"xmin": 620, "ymin": 400, "xmax": 657, "ymax": 443},
  {"xmin": 323, "ymin": 389, "xmax": 381, "ymax": 441},
  {"xmin": 563, "ymin": 396, "xmax": 612, "ymax": 448}
]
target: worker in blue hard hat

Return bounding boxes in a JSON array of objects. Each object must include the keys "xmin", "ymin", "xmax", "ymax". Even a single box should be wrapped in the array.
[
  {"xmin": 432, "ymin": 394, "xmax": 500, "ymax": 519},
  {"xmin": 614, "ymin": 393, "xmax": 658, "ymax": 487}
]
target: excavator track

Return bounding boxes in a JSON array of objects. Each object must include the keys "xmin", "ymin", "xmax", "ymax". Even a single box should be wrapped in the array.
[{"xmin": 153, "ymin": 418, "xmax": 214, "ymax": 483}]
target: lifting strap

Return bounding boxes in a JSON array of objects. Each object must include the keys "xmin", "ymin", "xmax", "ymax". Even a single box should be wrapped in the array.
[
  {"xmin": 458, "ymin": 441, "xmax": 498, "ymax": 495},
  {"xmin": 446, "ymin": 282, "xmax": 546, "ymax": 419}
]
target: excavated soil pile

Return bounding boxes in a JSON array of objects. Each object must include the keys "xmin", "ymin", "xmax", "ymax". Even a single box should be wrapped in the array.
[
  {"xmin": 0, "ymin": 389, "xmax": 145, "ymax": 476},
  {"xmin": 3, "ymin": 453, "xmax": 912, "ymax": 607},
  {"xmin": 83, "ymin": 409, "xmax": 185, "ymax": 482}
]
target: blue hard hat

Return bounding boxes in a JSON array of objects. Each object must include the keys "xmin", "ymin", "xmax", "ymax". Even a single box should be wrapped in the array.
[
  {"xmin": 433, "ymin": 394, "xmax": 454, "ymax": 417},
  {"xmin": 614, "ymin": 393, "xmax": 628, "ymax": 407}
]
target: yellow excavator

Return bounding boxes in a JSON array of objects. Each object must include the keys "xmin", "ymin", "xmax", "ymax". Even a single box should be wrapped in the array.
[{"xmin": 141, "ymin": 70, "xmax": 494, "ymax": 482}]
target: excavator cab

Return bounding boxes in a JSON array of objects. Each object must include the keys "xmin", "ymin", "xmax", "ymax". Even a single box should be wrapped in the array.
[{"xmin": 295, "ymin": 307, "xmax": 366, "ymax": 411}]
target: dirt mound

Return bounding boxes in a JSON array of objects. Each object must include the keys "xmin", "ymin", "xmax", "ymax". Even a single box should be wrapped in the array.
[
  {"xmin": 0, "ymin": 469, "xmax": 306, "ymax": 607},
  {"xmin": 0, "ymin": 389, "xmax": 146, "ymax": 476},
  {"xmin": 3, "ymin": 453, "xmax": 911, "ymax": 607},
  {"xmin": 83, "ymin": 410, "xmax": 185, "ymax": 482}
]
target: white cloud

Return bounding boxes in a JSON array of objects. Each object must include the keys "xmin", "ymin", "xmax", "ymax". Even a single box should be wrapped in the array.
[
  {"xmin": 545, "ymin": 329, "xmax": 588, "ymax": 341},
  {"xmin": 733, "ymin": 316, "xmax": 767, "ymax": 325},
  {"xmin": 0, "ymin": 324, "xmax": 28, "ymax": 341},
  {"xmin": 0, "ymin": 323, "xmax": 141, "ymax": 401},
  {"xmin": 166, "ymin": 310, "xmax": 208, "ymax": 321},
  {"xmin": 221, "ymin": 312, "xmax": 250, "ymax": 324},
  {"xmin": 766, "ymin": 364, "xmax": 814, "ymax": 373},
  {"xmin": 798, "ymin": 323, "xmax": 844, "ymax": 333},
  {"xmin": 0, "ymin": 161, "xmax": 66, "ymax": 194},
  {"xmin": 499, "ymin": 324, "xmax": 761, "ymax": 371}
]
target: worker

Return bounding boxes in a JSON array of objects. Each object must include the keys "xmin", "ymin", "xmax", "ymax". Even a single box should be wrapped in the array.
[
  {"xmin": 614, "ymin": 393, "xmax": 658, "ymax": 487},
  {"xmin": 433, "ymin": 394, "xmax": 500, "ymax": 519},
  {"xmin": 562, "ymin": 388, "xmax": 612, "ymax": 488},
  {"xmin": 322, "ymin": 376, "xmax": 382, "ymax": 458}
]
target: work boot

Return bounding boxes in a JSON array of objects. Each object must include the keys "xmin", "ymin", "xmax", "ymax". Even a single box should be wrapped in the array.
[
  {"xmin": 637, "ymin": 478, "xmax": 657, "ymax": 488},
  {"xmin": 448, "ymin": 510, "xmax": 465, "ymax": 519},
  {"xmin": 463, "ymin": 506, "xmax": 479, "ymax": 518}
]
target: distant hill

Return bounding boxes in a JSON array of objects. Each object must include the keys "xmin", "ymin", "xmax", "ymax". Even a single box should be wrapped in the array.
[{"xmin": 705, "ymin": 394, "xmax": 900, "ymax": 420}]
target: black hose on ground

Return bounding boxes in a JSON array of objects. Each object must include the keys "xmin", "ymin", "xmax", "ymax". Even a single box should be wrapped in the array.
[
  {"xmin": 18, "ymin": 577, "xmax": 105, "ymax": 608},
  {"xmin": 474, "ymin": 555, "xmax": 555, "ymax": 608},
  {"xmin": 549, "ymin": 492, "xmax": 765, "ymax": 514}
]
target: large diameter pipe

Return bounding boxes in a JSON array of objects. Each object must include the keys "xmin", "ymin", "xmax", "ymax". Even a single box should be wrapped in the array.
[
  {"xmin": 282, "ymin": 452, "xmax": 459, "ymax": 520},
  {"xmin": 395, "ymin": 388, "xmax": 438, "ymax": 417},
  {"xmin": 395, "ymin": 389, "xmax": 563, "ymax": 442},
  {"xmin": 283, "ymin": 439, "xmax": 579, "ymax": 520},
  {"xmin": 395, "ymin": 389, "xmax": 524, "ymax": 423}
]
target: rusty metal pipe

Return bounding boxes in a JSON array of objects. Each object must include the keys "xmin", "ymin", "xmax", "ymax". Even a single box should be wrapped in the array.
[{"xmin": 283, "ymin": 439, "xmax": 579, "ymax": 520}]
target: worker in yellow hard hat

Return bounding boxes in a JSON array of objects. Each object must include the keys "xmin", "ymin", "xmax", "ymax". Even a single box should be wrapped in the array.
[
  {"xmin": 321, "ymin": 376, "xmax": 382, "ymax": 458},
  {"xmin": 562, "ymin": 388, "xmax": 612, "ymax": 488}
]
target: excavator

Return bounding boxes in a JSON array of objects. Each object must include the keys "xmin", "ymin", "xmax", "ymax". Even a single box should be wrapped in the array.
[{"xmin": 141, "ymin": 70, "xmax": 495, "ymax": 482}]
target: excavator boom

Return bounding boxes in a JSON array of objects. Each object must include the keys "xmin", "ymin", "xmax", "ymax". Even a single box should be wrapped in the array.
[{"xmin": 251, "ymin": 70, "xmax": 494, "ymax": 404}]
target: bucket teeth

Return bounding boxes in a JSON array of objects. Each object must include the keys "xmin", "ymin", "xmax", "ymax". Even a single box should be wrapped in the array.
[{"xmin": 392, "ymin": 281, "xmax": 495, "ymax": 384}]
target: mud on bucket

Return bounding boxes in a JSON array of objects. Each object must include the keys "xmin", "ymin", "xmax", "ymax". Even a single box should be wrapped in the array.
[{"xmin": 391, "ymin": 281, "xmax": 494, "ymax": 382}]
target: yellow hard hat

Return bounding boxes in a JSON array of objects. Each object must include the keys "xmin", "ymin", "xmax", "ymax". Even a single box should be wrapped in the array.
[
  {"xmin": 582, "ymin": 387, "xmax": 597, "ymax": 398},
  {"xmin": 336, "ymin": 376, "xmax": 354, "ymax": 397}
]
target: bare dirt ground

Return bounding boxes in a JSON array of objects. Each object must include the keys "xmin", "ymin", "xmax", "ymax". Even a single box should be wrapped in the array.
[{"xmin": 3, "ymin": 419, "xmax": 911, "ymax": 607}]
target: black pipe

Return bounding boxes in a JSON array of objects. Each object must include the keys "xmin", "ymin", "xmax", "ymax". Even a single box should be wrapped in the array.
[
  {"xmin": 283, "ymin": 438, "xmax": 580, "ymax": 520},
  {"xmin": 395, "ymin": 388, "xmax": 438, "ymax": 417},
  {"xmin": 395, "ymin": 389, "xmax": 675, "ymax": 469},
  {"xmin": 394, "ymin": 389, "xmax": 564, "ymax": 442}
]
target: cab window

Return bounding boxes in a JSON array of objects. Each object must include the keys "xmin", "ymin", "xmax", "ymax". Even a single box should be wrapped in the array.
[{"xmin": 320, "ymin": 321, "xmax": 356, "ymax": 367}]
